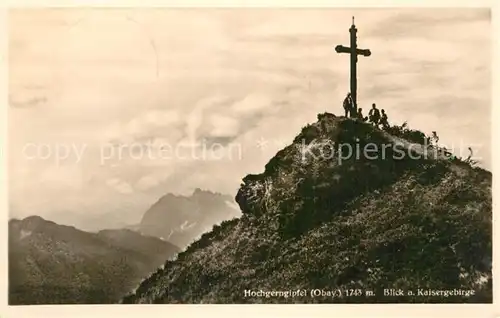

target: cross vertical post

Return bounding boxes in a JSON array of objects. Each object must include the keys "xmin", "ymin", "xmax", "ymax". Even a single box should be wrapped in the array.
[
  {"xmin": 350, "ymin": 18, "xmax": 357, "ymax": 110},
  {"xmin": 335, "ymin": 16, "xmax": 371, "ymax": 114}
]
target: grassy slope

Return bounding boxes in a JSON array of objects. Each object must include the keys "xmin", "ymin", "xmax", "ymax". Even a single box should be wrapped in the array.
[{"xmin": 123, "ymin": 113, "xmax": 491, "ymax": 304}]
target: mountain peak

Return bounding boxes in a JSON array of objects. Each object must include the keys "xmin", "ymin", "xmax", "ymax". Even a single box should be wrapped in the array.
[
  {"xmin": 193, "ymin": 187, "xmax": 204, "ymax": 194},
  {"xmin": 22, "ymin": 215, "xmax": 46, "ymax": 222},
  {"xmin": 138, "ymin": 188, "xmax": 240, "ymax": 248},
  {"xmin": 14, "ymin": 215, "xmax": 52, "ymax": 231},
  {"xmin": 124, "ymin": 113, "xmax": 491, "ymax": 304}
]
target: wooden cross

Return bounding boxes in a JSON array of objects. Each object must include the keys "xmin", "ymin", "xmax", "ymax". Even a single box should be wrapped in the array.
[{"xmin": 335, "ymin": 16, "xmax": 371, "ymax": 113}]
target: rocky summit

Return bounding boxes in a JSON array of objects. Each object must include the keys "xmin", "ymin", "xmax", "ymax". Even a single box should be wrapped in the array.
[{"xmin": 122, "ymin": 113, "xmax": 492, "ymax": 304}]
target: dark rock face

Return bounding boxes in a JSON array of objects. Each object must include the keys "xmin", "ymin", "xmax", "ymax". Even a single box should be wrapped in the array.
[
  {"xmin": 138, "ymin": 189, "xmax": 240, "ymax": 248},
  {"xmin": 9, "ymin": 216, "xmax": 180, "ymax": 305},
  {"xmin": 121, "ymin": 113, "xmax": 490, "ymax": 303}
]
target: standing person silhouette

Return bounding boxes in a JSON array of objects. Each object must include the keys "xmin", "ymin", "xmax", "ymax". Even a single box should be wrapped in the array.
[
  {"xmin": 343, "ymin": 92, "xmax": 354, "ymax": 117},
  {"xmin": 368, "ymin": 103, "xmax": 381, "ymax": 126}
]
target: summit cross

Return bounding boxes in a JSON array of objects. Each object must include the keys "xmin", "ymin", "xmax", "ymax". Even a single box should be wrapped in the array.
[{"xmin": 335, "ymin": 16, "xmax": 371, "ymax": 113}]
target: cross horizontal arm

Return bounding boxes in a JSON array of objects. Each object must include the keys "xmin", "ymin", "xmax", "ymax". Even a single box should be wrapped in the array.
[
  {"xmin": 334, "ymin": 45, "xmax": 350, "ymax": 54},
  {"xmin": 357, "ymin": 48, "xmax": 371, "ymax": 57},
  {"xmin": 334, "ymin": 45, "xmax": 371, "ymax": 57}
]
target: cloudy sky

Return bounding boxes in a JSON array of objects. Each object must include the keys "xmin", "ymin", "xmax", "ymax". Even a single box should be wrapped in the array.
[{"xmin": 8, "ymin": 8, "xmax": 491, "ymax": 227}]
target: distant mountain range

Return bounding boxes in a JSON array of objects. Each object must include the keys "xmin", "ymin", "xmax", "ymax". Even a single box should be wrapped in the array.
[
  {"xmin": 9, "ymin": 215, "xmax": 180, "ymax": 305},
  {"xmin": 135, "ymin": 188, "xmax": 241, "ymax": 248},
  {"xmin": 9, "ymin": 188, "xmax": 241, "ymax": 304}
]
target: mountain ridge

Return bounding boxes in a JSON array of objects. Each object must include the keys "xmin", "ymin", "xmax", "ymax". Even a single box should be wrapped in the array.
[{"xmin": 9, "ymin": 215, "xmax": 180, "ymax": 305}]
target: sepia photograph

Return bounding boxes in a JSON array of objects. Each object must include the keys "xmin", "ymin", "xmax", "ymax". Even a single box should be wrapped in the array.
[{"xmin": 7, "ymin": 7, "xmax": 492, "ymax": 305}]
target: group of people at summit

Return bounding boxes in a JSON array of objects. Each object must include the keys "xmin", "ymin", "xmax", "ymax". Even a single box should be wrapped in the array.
[{"xmin": 343, "ymin": 92, "xmax": 389, "ymax": 129}]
